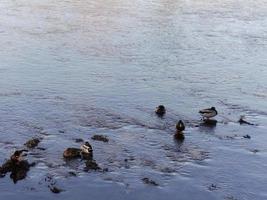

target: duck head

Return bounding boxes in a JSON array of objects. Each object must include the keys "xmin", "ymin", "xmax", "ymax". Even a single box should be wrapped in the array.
[
  {"xmin": 176, "ymin": 120, "xmax": 185, "ymax": 132},
  {"xmin": 155, "ymin": 105, "xmax": 166, "ymax": 116}
]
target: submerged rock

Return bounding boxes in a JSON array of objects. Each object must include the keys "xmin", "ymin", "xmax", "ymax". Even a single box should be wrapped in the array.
[
  {"xmin": 24, "ymin": 138, "xmax": 40, "ymax": 148},
  {"xmin": 91, "ymin": 135, "xmax": 109, "ymax": 143},
  {"xmin": 74, "ymin": 138, "xmax": 84, "ymax": 143},
  {"xmin": 63, "ymin": 148, "xmax": 81, "ymax": 159},
  {"xmin": 174, "ymin": 132, "xmax": 185, "ymax": 141},
  {"xmin": 142, "ymin": 177, "xmax": 159, "ymax": 186},
  {"xmin": 202, "ymin": 119, "xmax": 217, "ymax": 126},
  {"xmin": 50, "ymin": 186, "xmax": 63, "ymax": 194},
  {"xmin": 84, "ymin": 160, "xmax": 101, "ymax": 171},
  {"xmin": 243, "ymin": 134, "xmax": 251, "ymax": 139}
]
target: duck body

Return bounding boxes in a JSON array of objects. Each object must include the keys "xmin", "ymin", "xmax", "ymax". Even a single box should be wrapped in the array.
[
  {"xmin": 63, "ymin": 148, "xmax": 81, "ymax": 159},
  {"xmin": 199, "ymin": 107, "xmax": 217, "ymax": 119}
]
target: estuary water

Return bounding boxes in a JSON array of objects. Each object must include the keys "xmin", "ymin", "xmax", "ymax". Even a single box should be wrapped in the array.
[{"xmin": 0, "ymin": 0, "xmax": 267, "ymax": 199}]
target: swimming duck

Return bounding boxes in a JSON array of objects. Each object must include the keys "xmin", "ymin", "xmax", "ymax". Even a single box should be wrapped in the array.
[
  {"xmin": 81, "ymin": 142, "xmax": 93, "ymax": 154},
  {"xmin": 80, "ymin": 142, "xmax": 93, "ymax": 160},
  {"xmin": 199, "ymin": 107, "xmax": 218, "ymax": 119},
  {"xmin": 176, "ymin": 120, "xmax": 185, "ymax": 132},
  {"xmin": 155, "ymin": 105, "xmax": 166, "ymax": 116}
]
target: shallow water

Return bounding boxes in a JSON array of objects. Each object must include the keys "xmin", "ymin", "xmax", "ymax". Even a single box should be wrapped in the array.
[{"xmin": 0, "ymin": 0, "xmax": 267, "ymax": 199}]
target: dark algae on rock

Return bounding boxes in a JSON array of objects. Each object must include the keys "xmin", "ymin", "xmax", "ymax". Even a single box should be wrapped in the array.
[
  {"xmin": 142, "ymin": 177, "xmax": 159, "ymax": 186},
  {"xmin": 91, "ymin": 135, "xmax": 109, "ymax": 143},
  {"xmin": 24, "ymin": 138, "xmax": 41, "ymax": 148}
]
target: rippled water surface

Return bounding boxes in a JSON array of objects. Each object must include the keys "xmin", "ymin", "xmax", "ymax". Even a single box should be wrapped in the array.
[{"xmin": 0, "ymin": 0, "xmax": 267, "ymax": 199}]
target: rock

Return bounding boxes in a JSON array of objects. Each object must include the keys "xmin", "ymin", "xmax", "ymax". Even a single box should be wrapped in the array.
[
  {"xmin": 74, "ymin": 138, "xmax": 84, "ymax": 143},
  {"xmin": 63, "ymin": 148, "xmax": 81, "ymax": 159},
  {"xmin": 91, "ymin": 135, "xmax": 109, "ymax": 143},
  {"xmin": 84, "ymin": 160, "xmax": 101, "ymax": 171},
  {"xmin": 155, "ymin": 105, "xmax": 166, "ymax": 116},
  {"xmin": 250, "ymin": 149, "xmax": 259, "ymax": 153},
  {"xmin": 203, "ymin": 119, "xmax": 217, "ymax": 126},
  {"xmin": 208, "ymin": 184, "xmax": 219, "ymax": 191},
  {"xmin": 68, "ymin": 171, "xmax": 77, "ymax": 176},
  {"xmin": 24, "ymin": 138, "xmax": 40, "ymax": 148},
  {"xmin": 239, "ymin": 116, "xmax": 254, "ymax": 125},
  {"xmin": 142, "ymin": 177, "xmax": 159, "ymax": 186},
  {"xmin": 174, "ymin": 132, "xmax": 185, "ymax": 141},
  {"xmin": 50, "ymin": 186, "xmax": 63, "ymax": 194},
  {"xmin": 243, "ymin": 134, "xmax": 251, "ymax": 139},
  {"xmin": 81, "ymin": 152, "xmax": 93, "ymax": 160}
]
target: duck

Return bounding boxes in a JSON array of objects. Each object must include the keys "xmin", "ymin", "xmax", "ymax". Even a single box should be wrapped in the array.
[
  {"xmin": 80, "ymin": 142, "xmax": 93, "ymax": 160},
  {"xmin": 155, "ymin": 105, "xmax": 166, "ymax": 116},
  {"xmin": 176, "ymin": 120, "xmax": 185, "ymax": 132},
  {"xmin": 199, "ymin": 107, "xmax": 218, "ymax": 119},
  {"xmin": 10, "ymin": 150, "xmax": 28, "ymax": 164},
  {"xmin": 174, "ymin": 120, "xmax": 185, "ymax": 141},
  {"xmin": 81, "ymin": 142, "xmax": 93, "ymax": 154}
]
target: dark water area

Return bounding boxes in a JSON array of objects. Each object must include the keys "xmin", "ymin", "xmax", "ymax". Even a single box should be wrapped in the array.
[{"xmin": 0, "ymin": 0, "xmax": 267, "ymax": 199}]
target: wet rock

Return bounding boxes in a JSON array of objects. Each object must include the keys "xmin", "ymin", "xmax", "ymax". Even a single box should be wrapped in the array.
[
  {"xmin": 243, "ymin": 134, "xmax": 251, "ymax": 139},
  {"xmin": 50, "ymin": 186, "xmax": 63, "ymax": 194},
  {"xmin": 63, "ymin": 148, "xmax": 81, "ymax": 159},
  {"xmin": 155, "ymin": 105, "xmax": 166, "ymax": 117},
  {"xmin": 36, "ymin": 147, "xmax": 46, "ymax": 151},
  {"xmin": 208, "ymin": 184, "xmax": 219, "ymax": 191},
  {"xmin": 84, "ymin": 160, "xmax": 101, "ymax": 171},
  {"xmin": 174, "ymin": 132, "xmax": 185, "ymax": 141},
  {"xmin": 250, "ymin": 149, "xmax": 260, "ymax": 153},
  {"xmin": 91, "ymin": 135, "xmax": 109, "ymax": 143},
  {"xmin": 68, "ymin": 171, "xmax": 77, "ymax": 176},
  {"xmin": 24, "ymin": 138, "xmax": 40, "ymax": 148},
  {"xmin": 202, "ymin": 119, "xmax": 217, "ymax": 126},
  {"xmin": 239, "ymin": 116, "xmax": 254, "ymax": 125},
  {"xmin": 142, "ymin": 177, "xmax": 159, "ymax": 186},
  {"xmin": 0, "ymin": 150, "xmax": 34, "ymax": 183}
]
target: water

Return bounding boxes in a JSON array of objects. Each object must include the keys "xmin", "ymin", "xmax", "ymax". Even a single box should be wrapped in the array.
[{"xmin": 0, "ymin": 0, "xmax": 267, "ymax": 199}]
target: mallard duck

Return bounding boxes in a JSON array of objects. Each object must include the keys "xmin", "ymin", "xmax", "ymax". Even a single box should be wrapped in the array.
[
  {"xmin": 81, "ymin": 142, "xmax": 93, "ymax": 154},
  {"xmin": 11, "ymin": 150, "xmax": 28, "ymax": 163},
  {"xmin": 155, "ymin": 105, "xmax": 166, "ymax": 116},
  {"xmin": 176, "ymin": 120, "xmax": 185, "ymax": 132},
  {"xmin": 199, "ymin": 107, "xmax": 218, "ymax": 119}
]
